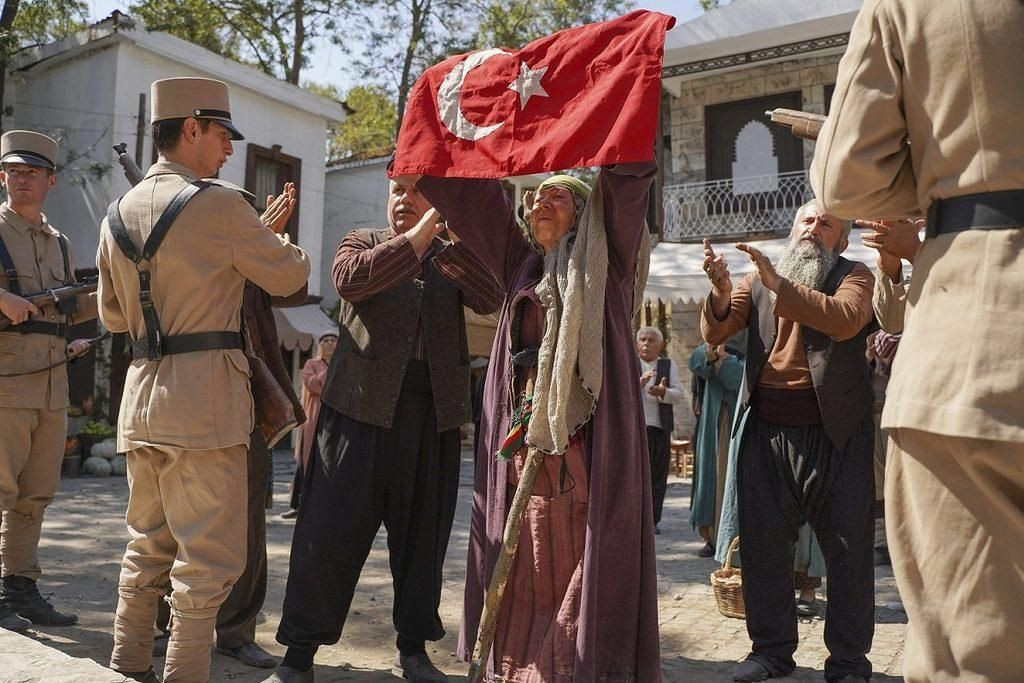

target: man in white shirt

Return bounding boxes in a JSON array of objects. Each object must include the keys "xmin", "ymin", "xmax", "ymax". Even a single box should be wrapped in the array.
[{"xmin": 636, "ymin": 327, "xmax": 686, "ymax": 534}]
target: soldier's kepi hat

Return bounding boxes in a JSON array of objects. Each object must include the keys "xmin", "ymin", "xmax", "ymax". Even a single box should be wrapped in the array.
[
  {"xmin": 151, "ymin": 77, "xmax": 245, "ymax": 141},
  {"xmin": 1, "ymin": 130, "xmax": 58, "ymax": 170}
]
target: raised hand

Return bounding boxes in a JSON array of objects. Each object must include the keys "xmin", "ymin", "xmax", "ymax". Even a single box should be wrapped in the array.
[
  {"xmin": 261, "ymin": 182, "xmax": 297, "ymax": 235},
  {"xmin": 858, "ymin": 219, "xmax": 923, "ymax": 264},
  {"xmin": 702, "ymin": 239, "xmax": 732, "ymax": 295},
  {"xmin": 640, "ymin": 369, "xmax": 656, "ymax": 387},
  {"xmin": 736, "ymin": 242, "xmax": 782, "ymax": 292},
  {"xmin": 406, "ymin": 207, "xmax": 446, "ymax": 258}
]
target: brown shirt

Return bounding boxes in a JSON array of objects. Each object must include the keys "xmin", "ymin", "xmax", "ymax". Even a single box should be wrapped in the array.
[
  {"xmin": 0, "ymin": 203, "xmax": 98, "ymax": 410},
  {"xmin": 700, "ymin": 266, "xmax": 875, "ymax": 389}
]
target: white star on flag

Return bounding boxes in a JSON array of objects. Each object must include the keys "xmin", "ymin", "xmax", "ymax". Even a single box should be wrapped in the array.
[{"xmin": 508, "ymin": 62, "xmax": 549, "ymax": 110}]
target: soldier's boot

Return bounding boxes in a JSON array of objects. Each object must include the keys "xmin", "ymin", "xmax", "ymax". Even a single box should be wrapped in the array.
[
  {"xmin": 0, "ymin": 575, "xmax": 78, "ymax": 626},
  {"xmin": 0, "ymin": 598, "xmax": 31, "ymax": 632}
]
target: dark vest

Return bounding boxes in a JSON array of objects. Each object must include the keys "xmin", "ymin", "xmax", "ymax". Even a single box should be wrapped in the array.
[
  {"xmin": 638, "ymin": 356, "xmax": 675, "ymax": 433},
  {"xmin": 321, "ymin": 228, "xmax": 472, "ymax": 433},
  {"xmin": 742, "ymin": 257, "xmax": 876, "ymax": 451}
]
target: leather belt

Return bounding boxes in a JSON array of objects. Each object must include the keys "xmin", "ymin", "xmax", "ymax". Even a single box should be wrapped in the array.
[
  {"xmin": 5, "ymin": 321, "xmax": 69, "ymax": 337},
  {"xmin": 131, "ymin": 331, "xmax": 243, "ymax": 360},
  {"xmin": 926, "ymin": 189, "xmax": 1024, "ymax": 238}
]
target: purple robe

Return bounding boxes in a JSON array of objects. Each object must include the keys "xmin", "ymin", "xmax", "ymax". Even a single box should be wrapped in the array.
[{"xmin": 418, "ymin": 161, "xmax": 661, "ymax": 681}]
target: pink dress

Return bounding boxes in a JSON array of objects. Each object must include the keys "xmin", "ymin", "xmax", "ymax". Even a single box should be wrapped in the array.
[{"xmin": 294, "ymin": 357, "xmax": 328, "ymax": 471}]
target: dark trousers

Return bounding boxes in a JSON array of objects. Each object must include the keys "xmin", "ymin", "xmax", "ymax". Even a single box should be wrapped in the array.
[
  {"xmin": 216, "ymin": 431, "xmax": 271, "ymax": 648},
  {"xmin": 647, "ymin": 426, "xmax": 670, "ymax": 525},
  {"xmin": 156, "ymin": 429, "xmax": 270, "ymax": 647},
  {"xmin": 276, "ymin": 362, "xmax": 461, "ymax": 650},
  {"xmin": 288, "ymin": 463, "xmax": 303, "ymax": 510},
  {"xmin": 737, "ymin": 413, "xmax": 875, "ymax": 681}
]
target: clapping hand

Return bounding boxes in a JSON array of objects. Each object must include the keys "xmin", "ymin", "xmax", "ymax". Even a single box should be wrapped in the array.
[
  {"xmin": 640, "ymin": 369, "xmax": 656, "ymax": 387},
  {"xmin": 648, "ymin": 377, "xmax": 668, "ymax": 398},
  {"xmin": 736, "ymin": 242, "xmax": 782, "ymax": 292},
  {"xmin": 261, "ymin": 182, "xmax": 297, "ymax": 235}
]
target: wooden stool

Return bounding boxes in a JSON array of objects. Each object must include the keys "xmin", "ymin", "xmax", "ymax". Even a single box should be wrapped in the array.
[{"xmin": 670, "ymin": 439, "xmax": 692, "ymax": 478}]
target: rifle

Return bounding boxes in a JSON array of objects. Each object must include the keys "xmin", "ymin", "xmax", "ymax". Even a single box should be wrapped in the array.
[
  {"xmin": 0, "ymin": 277, "xmax": 98, "ymax": 332},
  {"xmin": 765, "ymin": 108, "xmax": 826, "ymax": 141},
  {"xmin": 111, "ymin": 143, "xmax": 298, "ymax": 448}
]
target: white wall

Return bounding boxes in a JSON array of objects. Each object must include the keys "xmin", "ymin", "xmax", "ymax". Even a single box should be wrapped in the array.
[
  {"xmin": 7, "ymin": 40, "xmax": 332, "ymax": 295},
  {"xmin": 7, "ymin": 44, "xmax": 121, "ymax": 267},
  {"xmin": 320, "ymin": 159, "xmax": 389, "ymax": 307}
]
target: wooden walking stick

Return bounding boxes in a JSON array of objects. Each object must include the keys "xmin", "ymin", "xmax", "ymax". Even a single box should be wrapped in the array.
[{"xmin": 468, "ymin": 378, "xmax": 546, "ymax": 683}]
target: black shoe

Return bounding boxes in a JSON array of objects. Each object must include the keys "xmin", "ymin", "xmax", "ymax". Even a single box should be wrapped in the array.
[
  {"xmin": 261, "ymin": 665, "xmax": 314, "ymax": 682},
  {"xmin": 796, "ymin": 598, "xmax": 819, "ymax": 617},
  {"xmin": 217, "ymin": 641, "xmax": 277, "ymax": 668},
  {"xmin": 114, "ymin": 668, "xmax": 161, "ymax": 683},
  {"xmin": 0, "ymin": 575, "xmax": 78, "ymax": 626},
  {"xmin": 697, "ymin": 542, "xmax": 715, "ymax": 558},
  {"xmin": 834, "ymin": 677, "xmax": 869, "ymax": 682},
  {"xmin": 0, "ymin": 600, "xmax": 31, "ymax": 632},
  {"xmin": 280, "ymin": 508, "xmax": 298, "ymax": 519},
  {"xmin": 654, "ymin": 525, "xmax": 661, "ymax": 535},
  {"xmin": 732, "ymin": 659, "xmax": 773, "ymax": 682},
  {"xmin": 392, "ymin": 652, "xmax": 447, "ymax": 682}
]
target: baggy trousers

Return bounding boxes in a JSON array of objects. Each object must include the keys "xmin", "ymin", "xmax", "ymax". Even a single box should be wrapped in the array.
[
  {"xmin": 887, "ymin": 428, "xmax": 1024, "ymax": 682},
  {"xmin": 215, "ymin": 430, "xmax": 271, "ymax": 649},
  {"xmin": 0, "ymin": 407, "xmax": 66, "ymax": 580},
  {"xmin": 276, "ymin": 363, "xmax": 461, "ymax": 651},
  {"xmin": 110, "ymin": 444, "xmax": 247, "ymax": 682},
  {"xmin": 737, "ymin": 413, "xmax": 875, "ymax": 680},
  {"xmin": 646, "ymin": 426, "xmax": 670, "ymax": 526}
]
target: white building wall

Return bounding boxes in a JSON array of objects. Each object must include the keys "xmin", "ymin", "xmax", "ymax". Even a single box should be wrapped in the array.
[
  {"xmin": 7, "ymin": 45, "xmax": 122, "ymax": 262},
  {"xmin": 320, "ymin": 159, "xmax": 389, "ymax": 307},
  {"xmin": 7, "ymin": 40, "xmax": 332, "ymax": 296}
]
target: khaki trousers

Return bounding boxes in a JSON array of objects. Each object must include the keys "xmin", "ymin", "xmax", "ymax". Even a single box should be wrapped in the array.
[
  {"xmin": 110, "ymin": 444, "xmax": 247, "ymax": 682},
  {"xmin": 0, "ymin": 406, "xmax": 67, "ymax": 580},
  {"xmin": 887, "ymin": 428, "xmax": 1024, "ymax": 682}
]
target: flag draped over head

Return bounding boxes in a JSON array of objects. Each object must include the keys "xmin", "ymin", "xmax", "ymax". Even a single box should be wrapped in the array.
[{"xmin": 391, "ymin": 10, "xmax": 676, "ymax": 179}]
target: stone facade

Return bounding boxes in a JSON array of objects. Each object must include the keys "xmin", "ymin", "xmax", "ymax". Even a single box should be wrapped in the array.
[{"xmin": 664, "ymin": 54, "xmax": 842, "ymax": 187}]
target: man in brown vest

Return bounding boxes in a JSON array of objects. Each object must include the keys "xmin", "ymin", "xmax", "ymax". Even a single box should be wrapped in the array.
[
  {"xmin": 701, "ymin": 199, "xmax": 876, "ymax": 682},
  {"xmin": 0, "ymin": 130, "xmax": 95, "ymax": 632},
  {"xmin": 98, "ymin": 77, "xmax": 310, "ymax": 682},
  {"xmin": 811, "ymin": 2, "xmax": 1024, "ymax": 678},
  {"xmin": 267, "ymin": 174, "xmax": 502, "ymax": 682}
]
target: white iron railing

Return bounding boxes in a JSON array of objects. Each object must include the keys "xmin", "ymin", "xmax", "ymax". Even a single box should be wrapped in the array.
[{"xmin": 662, "ymin": 170, "xmax": 812, "ymax": 242}]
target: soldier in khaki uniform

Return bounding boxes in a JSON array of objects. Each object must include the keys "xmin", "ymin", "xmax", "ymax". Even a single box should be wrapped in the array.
[
  {"xmin": 0, "ymin": 130, "xmax": 96, "ymax": 632},
  {"xmin": 811, "ymin": 1, "xmax": 1024, "ymax": 680},
  {"xmin": 97, "ymin": 77, "xmax": 310, "ymax": 682}
]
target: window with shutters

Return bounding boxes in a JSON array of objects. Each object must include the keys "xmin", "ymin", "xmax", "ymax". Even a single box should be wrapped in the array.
[{"xmin": 245, "ymin": 144, "xmax": 302, "ymax": 244}]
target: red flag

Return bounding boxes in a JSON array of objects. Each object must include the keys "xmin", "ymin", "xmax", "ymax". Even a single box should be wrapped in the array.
[{"xmin": 391, "ymin": 10, "xmax": 676, "ymax": 179}]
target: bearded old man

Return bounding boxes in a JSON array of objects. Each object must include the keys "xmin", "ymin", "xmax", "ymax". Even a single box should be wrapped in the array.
[
  {"xmin": 701, "ymin": 199, "xmax": 876, "ymax": 683},
  {"xmin": 400, "ymin": 163, "xmax": 661, "ymax": 681}
]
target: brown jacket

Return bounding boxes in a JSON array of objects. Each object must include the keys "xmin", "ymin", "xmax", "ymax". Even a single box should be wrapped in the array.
[
  {"xmin": 811, "ymin": 0, "xmax": 1024, "ymax": 442},
  {"xmin": 0, "ymin": 204, "xmax": 97, "ymax": 410},
  {"xmin": 97, "ymin": 161, "xmax": 310, "ymax": 451}
]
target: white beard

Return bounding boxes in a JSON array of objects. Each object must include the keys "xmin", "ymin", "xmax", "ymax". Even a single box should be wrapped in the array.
[{"xmin": 775, "ymin": 236, "xmax": 840, "ymax": 291}]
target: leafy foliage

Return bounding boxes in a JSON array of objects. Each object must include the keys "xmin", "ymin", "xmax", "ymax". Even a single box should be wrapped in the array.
[{"xmin": 306, "ymin": 81, "xmax": 397, "ymax": 162}]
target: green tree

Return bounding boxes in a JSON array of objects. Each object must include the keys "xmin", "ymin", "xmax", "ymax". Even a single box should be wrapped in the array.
[
  {"xmin": 470, "ymin": 0, "xmax": 634, "ymax": 49},
  {"xmin": 306, "ymin": 81, "xmax": 397, "ymax": 161},
  {"xmin": 128, "ymin": 0, "xmax": 353, "ymax": 84},
  {"xmin": 699, "ymin": 0, "xmax": 720, "ymax": 11},
  {"xmin": 1, "ymin": 0, "xmax": 89, "ymax": 131}
]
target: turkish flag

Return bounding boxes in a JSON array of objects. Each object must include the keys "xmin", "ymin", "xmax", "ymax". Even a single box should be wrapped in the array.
[{"xmin": 391, "ymin": 10, "xmax": 676, "ymax": 178}]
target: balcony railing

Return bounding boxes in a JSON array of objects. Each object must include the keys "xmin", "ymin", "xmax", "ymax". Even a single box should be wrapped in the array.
[{"xmin": 662, "ymin": 170, "xmax": 812, "ymax": 242}]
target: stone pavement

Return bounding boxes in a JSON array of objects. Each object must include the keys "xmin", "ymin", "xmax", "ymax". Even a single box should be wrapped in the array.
[{"xmin": 14, "ymin": 448, "xmax": 905, "ymax": 681}]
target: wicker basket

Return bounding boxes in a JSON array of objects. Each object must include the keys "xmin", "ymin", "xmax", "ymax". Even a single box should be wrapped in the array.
[{"xmin": 710, "ymin": 537, "xmax": 746, "ymax": 619}]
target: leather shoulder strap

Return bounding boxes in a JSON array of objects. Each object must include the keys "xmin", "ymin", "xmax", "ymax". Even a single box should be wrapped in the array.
[
  {"xmin": 56, "ymin": 233, "xmax": 72, "ymax": 284},
  {"xmin": 106, "ymin": 180, "xmax": 211, "ymax": 264},
  {"xmin": 0, "ymin": 230, "xmax": 20, "ymax": 295}
]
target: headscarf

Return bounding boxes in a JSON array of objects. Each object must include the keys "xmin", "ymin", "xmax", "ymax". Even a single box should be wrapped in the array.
[{"xmin": 526, "ymin": 174, "xmax": 650, "ymax": 455}]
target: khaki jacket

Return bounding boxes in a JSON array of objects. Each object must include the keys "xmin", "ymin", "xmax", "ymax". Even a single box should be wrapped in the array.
[
  {"xmin": 0, "ymin": 204, "xmax": 98, "ymax": 410},
  {"xmin": 96, "ymin": 161, "xmax": 310, "ymax": 451},
  {"xmin": 811, "ymin": 0, "xmax": 1024, "ymax": 443}
]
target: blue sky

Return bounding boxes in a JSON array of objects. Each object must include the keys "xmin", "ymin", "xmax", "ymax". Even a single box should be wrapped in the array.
[{"xmin": 86, "ymin": 0, "xmax": 711, "ymax": 92}]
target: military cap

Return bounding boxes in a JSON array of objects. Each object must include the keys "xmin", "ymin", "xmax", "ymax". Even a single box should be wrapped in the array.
[
  {"xmin": 151, "ymin": 77, "xmax": 245, "ymax": 141},
  {"xmin": 1, "ymin": 130, "xmax": 58, "ymax": 170}
]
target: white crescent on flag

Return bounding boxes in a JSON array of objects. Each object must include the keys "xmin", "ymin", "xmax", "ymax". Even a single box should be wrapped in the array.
[{"xmin": 437, "ymin": 49, "xmax": 551, "ymax": 142}]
